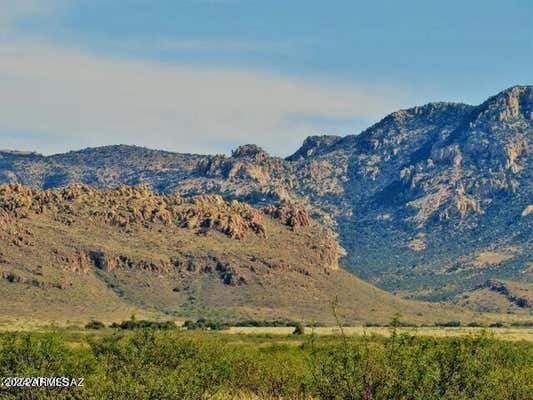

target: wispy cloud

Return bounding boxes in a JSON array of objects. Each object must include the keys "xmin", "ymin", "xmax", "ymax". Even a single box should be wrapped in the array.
[
  {"xmin": 0, "ymin": 37, "xmax": 413, "ymax": 155},
  {"xmin": 0, "ymin": 2, "xmax": 415, "ymax": 156}
]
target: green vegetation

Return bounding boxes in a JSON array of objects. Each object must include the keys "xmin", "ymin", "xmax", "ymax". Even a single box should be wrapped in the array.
[
  {"xmin": 510, "ymin": 321, "xmax": 533, "ymax": 327},
  {"xmin": 84, "ymin": 320, "xmax": 105, "ymax": 330},
  {"xmin": 182, "ymin": 318, "xmax": 313, "ymax": 331},
  {"xmin": 292, "ymin": 322, "xmax": 305, "ymax": 335},
  {"xmin": 109, "ymin": 319, "xmax": 177, "ymax": 330},
  {"xmin": 0, "ymin": 328, "xmax": 531, "ymax": 399},
  {"xmin": 183, "ymin": 318, "xmax": 230, "ymax": 331},
  {"xmin": 435, "ymin": 321, "xmax": 462, "ymax": 327}
]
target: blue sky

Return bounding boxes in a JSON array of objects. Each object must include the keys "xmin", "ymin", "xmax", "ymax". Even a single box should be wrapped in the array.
[{"xmin": 1, "ymin": 0, "xmax": 531, "ymax": 156}]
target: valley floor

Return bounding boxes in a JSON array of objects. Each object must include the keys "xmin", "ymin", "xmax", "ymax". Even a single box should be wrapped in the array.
[
  {"xmin": 1, "ymin": 321, "xmax": 532, "ymax": 341},
  {"xmin": 226, "ymin": 326, "xmax": 533, "ymax": 342}
]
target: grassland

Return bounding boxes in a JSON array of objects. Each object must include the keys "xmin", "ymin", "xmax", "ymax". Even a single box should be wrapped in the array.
[
  {"xmin": 226, "ymin": 326, "xmax": 533, "ymax": 342},
  {"xmin": 2, "ymin": 317, "xmax": 532, "ymax": 342}
]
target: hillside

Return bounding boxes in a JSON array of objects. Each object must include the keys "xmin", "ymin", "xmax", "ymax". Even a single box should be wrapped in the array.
[
  {"xmin": 457, "ymin": 279, "xmax": 532, "ymax": 316},
  {"xmin": 0, "ymin": 183, "xmax": 479, "ymax": 325},
  {"xmin": 0, "ymin": 85, "xmax": 531, "ymax": 306}
]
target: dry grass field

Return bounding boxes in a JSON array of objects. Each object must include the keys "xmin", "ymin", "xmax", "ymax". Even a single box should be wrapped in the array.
[
  {"xmin": 227, "ymin": 326, "xmax": 533, "ymax": 342},
  {"xmin": 1, "ymin": 318, "xmax": 531, "ymax": 342}
]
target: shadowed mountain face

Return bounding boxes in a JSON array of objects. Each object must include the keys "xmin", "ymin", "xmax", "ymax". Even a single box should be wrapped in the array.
[{"xmin": 1, "ymin": 85, "xmax": 531, "ymax": 305}]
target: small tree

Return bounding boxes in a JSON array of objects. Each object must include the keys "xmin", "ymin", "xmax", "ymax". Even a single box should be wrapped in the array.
[
  {"xmin": 293, "ymin": 322, "xmax": 305, "ymax": 335},
  {"xmin": 85, "ymin": 320, "xmax": 105, "ymax": 330}
]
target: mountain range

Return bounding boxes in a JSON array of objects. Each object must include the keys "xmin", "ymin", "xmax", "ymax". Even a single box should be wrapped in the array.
[{"xmin": 0, "ymin": 85, "xmax": 531, "ymax": 319}]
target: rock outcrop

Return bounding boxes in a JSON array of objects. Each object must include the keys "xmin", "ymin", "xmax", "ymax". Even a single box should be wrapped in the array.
[
  {"xmin": 0, "ymin": 183, "xmax": 270, "ymax": 240},
  {"xmin": 263, "ymin": 202, "xmax": 311, "ymax": 228}
]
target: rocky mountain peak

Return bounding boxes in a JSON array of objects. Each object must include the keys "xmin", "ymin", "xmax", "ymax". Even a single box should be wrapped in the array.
[
  {"xmin": 286, "ymin": 135, "xmax": 343, "ymax": 161},
  {"xmin": 476, "ymin": 85, "xmax": 533, "ymax": 123},
  {"xmin": 370, "ymin": 102, "xmax": 473, "ymax": 134},
  {"xmin": 231, "ymin": 144, "xmax": 269, "ymax": 160}
]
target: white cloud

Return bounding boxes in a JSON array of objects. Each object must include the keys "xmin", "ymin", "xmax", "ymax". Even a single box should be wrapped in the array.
[{"xmin": 0, "ymin": 35, "xmax": 413, "ymax": 155}]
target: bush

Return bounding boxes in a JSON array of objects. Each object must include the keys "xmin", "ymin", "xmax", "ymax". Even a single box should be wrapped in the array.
[
  {"xmin": 233, "ymin": 319, "xmax": 299, "ymax": 327},
  {"xmin": 183, "ymin": 319, "xmax": 230, "ymax": 331},
  {"xmin": 292, "ymin": 322, "xmax": 305, "ymax": 335},
  {"xmin": 88, "ymin": 330, "xmax": 233, "ymax": 399},
  {"xmin": 85, "ymin": 320, "xmax": 105, "ymax": 330},
  {"xmin": 510, "ymin": 321, "xmax": 533, "ymax": 327},
  {"xmin": 110, "ymin": 319, "xmax": 177, "ymax": 330},
  {"xmin": 435, "ymin": 320, "xmax": 462, "ymax": 327},
  {"xmin": 309, "ymin": 333, "xmax": 533, "ymax": 400},
  {"xmin": 0, "ymin": 331, "xmax": 97, "ymax": 399}
]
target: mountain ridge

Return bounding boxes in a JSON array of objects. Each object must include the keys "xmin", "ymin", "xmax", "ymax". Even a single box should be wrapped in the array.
[
  {"xmin": 0, "ymin": 182, "xmax": 481, "ymax": 324},
  {"xmin": 1, "ymin": 85, "xmax": 531, "ymax": 312}
]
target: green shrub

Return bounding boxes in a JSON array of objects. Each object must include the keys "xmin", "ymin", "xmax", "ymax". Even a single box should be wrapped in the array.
[
  {"xmin": 110, "ymin": 319, "xmax": 177, "ymax": 330},
  {"xmin": 0, "ymin": 331, "xmax": 97, "ymax": 399},
  {"xmin": 85, "ymin": 320, "xmax": 105, "ymax": 330},
  {"xmin": 233, "ymin": 319, "xmax": 299, "ymax": 327},
  {"xmin": 309, "ymin": 333, "xmax": 532, "ymax": 400},
  {"xmin": 292, "ymin": 322, "xmax": 305, "ymax": 335},
  {"xmin": 0, "ymin": 329, "xmax": 531, "ymax": 399},
  {"xmin": 510, "ymin": 321, "xmax": 533, "ymax": 327},
  {"xmin": 435, "ymin": 320, "xmax": 462, "ymax": 327},
  {"xmin": 183, "ymin": 319, "xmax": 230, "ymax": 330}
]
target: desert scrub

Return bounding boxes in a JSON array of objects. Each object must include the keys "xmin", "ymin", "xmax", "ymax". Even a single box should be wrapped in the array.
[
  {"xmin": 309, "ymin": 332, "xmax": 533, "ymax": 400},
  {"xmin": 226, "ymin": 343, "xmax": 311, "ymax": 399},
  {"xmin": 0, "ymin": 329, "xmax": 531, "ymax": 399},
  {"xmin": 88, "ymin": 330, "xmax": 234, "ymax": 399},
  {"xmin": 0, "ymin": 330, "xmax": 97, "ymax": 399}
]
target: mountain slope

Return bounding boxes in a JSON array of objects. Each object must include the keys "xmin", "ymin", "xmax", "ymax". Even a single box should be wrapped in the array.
[
  {"xmin": 0, "ymin": 183, "xmax": 475, "ymax": 324},
  {"xmin": 338, "ymin": 86, "xmax": 532, "ymax": 300},
  {"xmin": 457, "ymin": 279, "xmax": 532, "ymax": 316},
  {"xmin": 1, "ymin": 85, "xmax": 531, "ymax": 305}
]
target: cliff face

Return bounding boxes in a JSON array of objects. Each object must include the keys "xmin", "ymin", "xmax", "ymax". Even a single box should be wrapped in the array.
[{"xmin": 1, "ymin": 86, "xmax": 531, "ymax": 303}]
